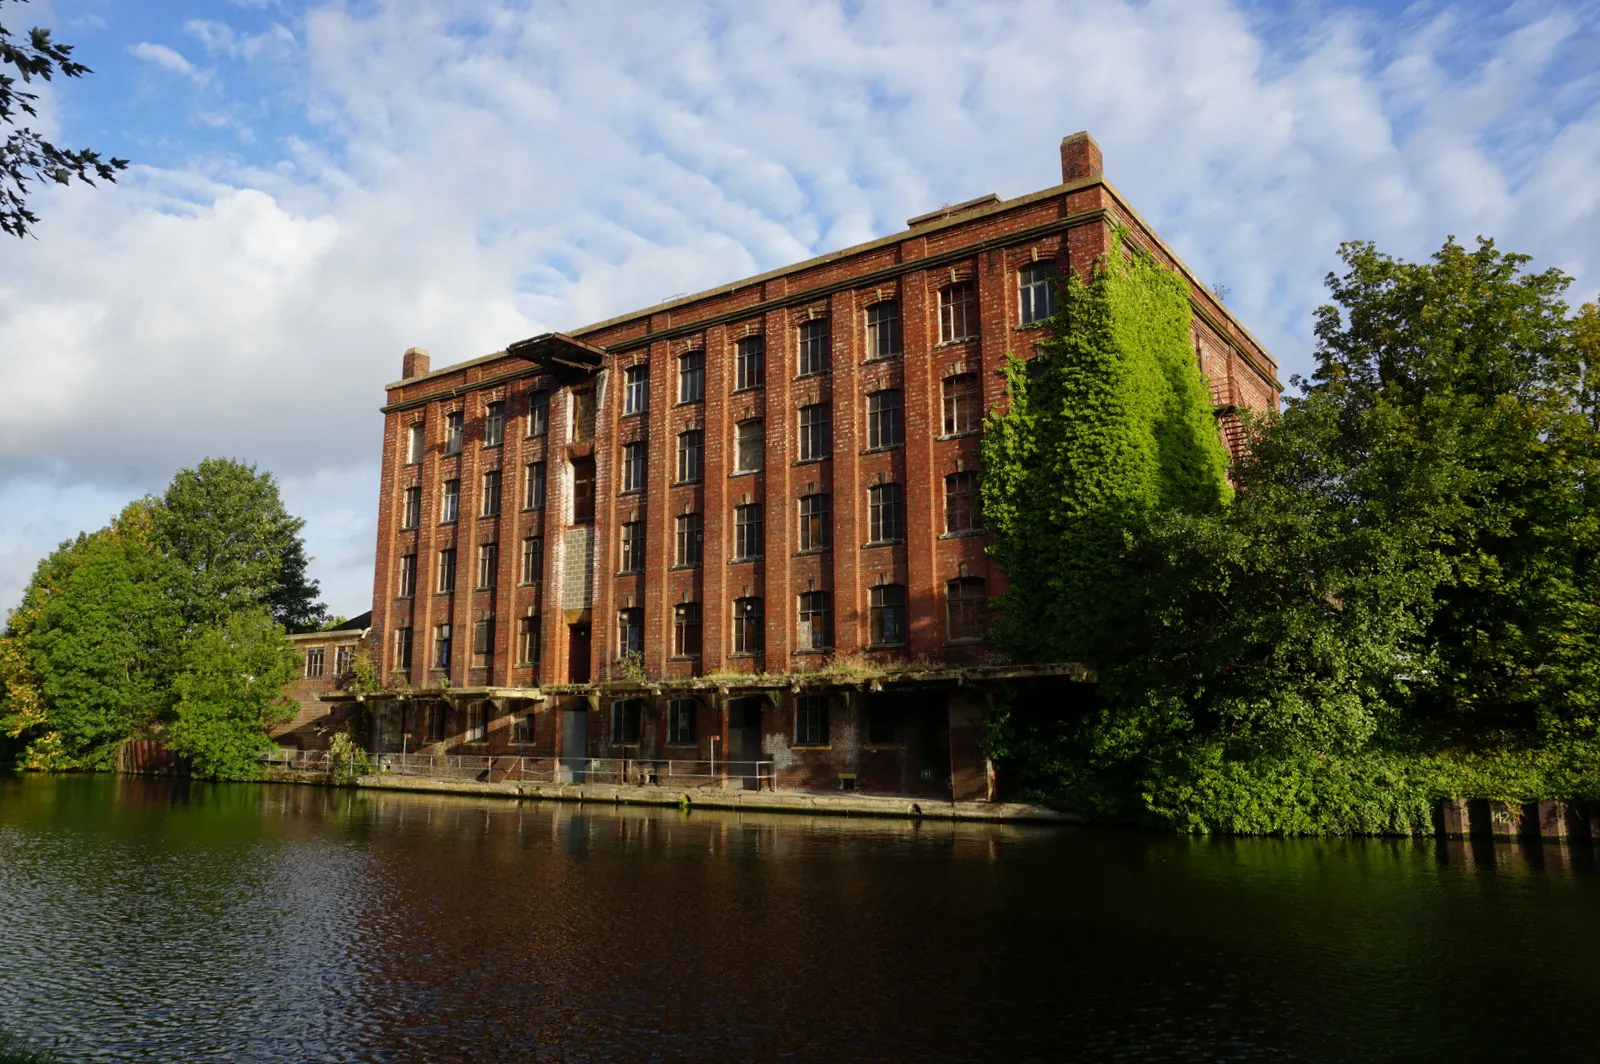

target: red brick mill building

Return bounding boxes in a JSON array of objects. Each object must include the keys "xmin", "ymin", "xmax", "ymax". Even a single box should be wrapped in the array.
[{"xmin": 357, "ymin": 133, "xmax": 1279, "ymax": 800}]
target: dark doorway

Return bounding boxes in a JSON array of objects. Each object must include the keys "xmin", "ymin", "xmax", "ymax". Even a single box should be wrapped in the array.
[
  {"xmin": 728, "ymin": 698, "xmax": 764, "ymax": 790},
  {"xmin": 560, "ymin": 707, "xmax": 588, "ymax": 783},
  {"xmin": 572, "ymin": 457, "xmax": 595, "ymax": 524},
  {"xmin": 568, "ymin": 624, "xmax": 591, "ymax": 683}
]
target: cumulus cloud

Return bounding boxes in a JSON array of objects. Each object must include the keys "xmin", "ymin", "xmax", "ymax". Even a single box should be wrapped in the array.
[
  {"xmin": 3, "ymin": 0, "xmax": 1598, "ymax": 616},
  {"xmin": 129, "ymin": 41, "xmax": 201, "ymax": 80}
]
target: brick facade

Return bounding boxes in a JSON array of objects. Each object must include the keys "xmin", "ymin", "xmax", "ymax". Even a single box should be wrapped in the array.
[{"xmin": 360, "ymin": 132, "xmax": 1279, "ymax": 797}]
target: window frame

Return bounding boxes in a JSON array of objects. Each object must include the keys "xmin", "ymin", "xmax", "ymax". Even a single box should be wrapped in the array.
[
  {"xmin": 440, "ymin": 479, "xmax": 460, "ymax": 524},
  {"xmin": 526, "ymin": 391, "xmax": 549, "ymax": 437},
  {"xmin": 621, "ymin": 441, "xmax": 647, "ymax": 493},
  {"xmin": 734, "ymin": 335, "xmax": 765, "ymax": 391},
  {"xmin": 518, "ymin": 616, "xmax": 541, "ymax": 665},
  {"xmin": 406, "ymin": 422, "xmax": 425, "ymax": 464},
  {"xmin": 524, "ymin": 462, "xmax": 546, "ymax": 510},
  {"xmin": 678, "ymin": 349, "xmax": 705, "ymax": 403},
  {"xmin": 797, "ymin": 591, "xmax": 833, "ymax": 650},
  {"xmin": 945, "ymin": 471, "xmax": 981, "ymax": 534},
  {"xmin": 619, "ymin": 521, "xmax": 645, "ymax": 573},
  {"xmin": 623, "ymin": 364, "xmax": 649, "ymax": 415},
  {"xmin": 444, "ymin": 411, "xmax": 463, "ymax": 456},
  {"xmin": 865, "ymin": 300, "xmax": 902, "ymax": 359},
  {"xmin": 733, "ymin": 503, "xmax": 764, "ymax": 561},
  {"xmin": 734, "ymin": 418, "xmax": 764, "ymax": 474},
  {"xmin": 401, "ymin": 485, "xmax": 421, "ymax": 530},
  {"xmin": 520, "ymin": 535, "xmax": 543, "ymax": 585},
  {"xmin": 465, "ymin": 701, "xmax": 486, "ymax": 743},
  {"xmin": 437, "ymin": 548, "xmax": 457, "ymax": 594},
  {"xmin": 797, "ymin": 403, "xmax": 831, "ymax": 461},
  {"xmin": 797, "ymin": 318, "xmax": 829, "ymax": 377},
  {"xmin": 484, "ymin": 401, "xmax": 505, "ymax": 447},
  {"xmin": 798, "ymin": 493, "xmax": 830, "ymax": 551},
  {"xmin": 482, "ymin": 469, "xmax": 502, "ymax": 517},
  {"xmin": 794, "ymin": 694, "xmax": 829, "ymax": 746},
  {"xmin": 610, "ymin": 699, "xmax": 642, "ymax": 745},
  {"xmin": 673, "ymin": 602, "xmax": 703, "ymax": 657},
  {"xmin": 869, "ymin": 482, "xmax": 905, "ymax": 543},
  {"xmin": 617, "ymin": 607, "xmax": 644, "ymax": 655},
  {"xmin": 477, "ymin": 542, "xmax": 498, "ymax": 589},
  {"xmin": 398, "ymin": 553, "xmax": 417, "ymax": 598},
  {"xmin": 676, "ymin": 429, "xmax": 704, "ymax": 483},
  {"xmin": 942, "ymin": 373, "xmax": 981, "ymax": 436},
  {"xmin": 939, "ymin": 281, "xmax": 977, "ymax": 343},
  {"xmin": 675, "ymin": 512, "xmax": 704, "ymax": 568},
  {"xmin": 947, "ymin": 577, "xmax": 989, "ymax": 642},
  {"xmin": 732, "ymin": 596, "xmax": 764, "ymax": 653},
  {"xmin": 866, "ymin": 390, "xmax": 904, "ymax": 450},
  {"xmin": 304, "ymin": 646, "xmax": 325, "ymax": 678},
  {"xmin": 393, "ymin": 625, "xmax": 413, "ymax": 670},
  {"xmin": 869, "ymin": 584, "xmax": 908, "ymax": 646},
  {"xmin": 433, "ymin": 623, "xmax": 453, "ymax": 669},
  {"xmin": 1019, "ymin": 261, "xmax": 1058, "ymax": 326},
  {"xmin": 667, "ymin": 698, "xmax": 697, "ymax": 744}
]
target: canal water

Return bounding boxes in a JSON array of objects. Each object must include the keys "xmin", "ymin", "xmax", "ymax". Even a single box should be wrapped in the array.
[{"xmin": 1, "ymin": 775, "xmax": 1597, "ymax": 1063}]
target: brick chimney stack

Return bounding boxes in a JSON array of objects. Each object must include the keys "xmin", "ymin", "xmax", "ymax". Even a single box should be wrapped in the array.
[
  {"xmin": 1060, "ymin": 131, "xmax": 1103, "ymax": 183},
  {"xmin": 401, "ymin": 347, "xmax": 430, "ymax": 379}
]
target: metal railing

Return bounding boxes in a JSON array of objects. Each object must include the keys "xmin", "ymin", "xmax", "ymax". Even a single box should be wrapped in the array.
[{"xmin": 261, "ymin": 748, "xmax": 776, "ymax": 790}]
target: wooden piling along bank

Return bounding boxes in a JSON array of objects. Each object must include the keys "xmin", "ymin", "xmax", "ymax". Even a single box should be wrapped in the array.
[{"xmin": 1436, "ymin": 798, "xmax": 1598, "ymax": 842}]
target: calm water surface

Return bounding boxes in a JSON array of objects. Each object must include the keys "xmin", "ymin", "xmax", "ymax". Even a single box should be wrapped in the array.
[{"xmin": 1, "ymin": 774, "xmax": 1597, "ymax": 1063}]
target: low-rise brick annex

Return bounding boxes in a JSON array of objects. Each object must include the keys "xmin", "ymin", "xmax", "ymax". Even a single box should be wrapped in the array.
[{"xmin": 355, "ymin": 132, "xmax": 1279, "ymax": 800}]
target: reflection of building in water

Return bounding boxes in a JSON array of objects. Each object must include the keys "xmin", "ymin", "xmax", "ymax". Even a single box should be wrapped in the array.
[{"xmin": 345, "ymin": 132, "xmax": 1280, "ymax": 801}]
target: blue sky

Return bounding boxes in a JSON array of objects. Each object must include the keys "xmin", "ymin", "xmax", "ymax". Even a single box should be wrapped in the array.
[{"xmin": 2, "ymin": 0, "xmax": 1598, "ymax": 618}]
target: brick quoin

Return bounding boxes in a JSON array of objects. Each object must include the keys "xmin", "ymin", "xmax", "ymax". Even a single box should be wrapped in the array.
[{"xmin": 359, "ymin": 132, "xmax": 1281, "ymax": 796}]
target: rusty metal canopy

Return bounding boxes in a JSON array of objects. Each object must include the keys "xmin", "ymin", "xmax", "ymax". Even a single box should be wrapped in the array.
[{"xmin": 506, "ymin": 332, "xmax": 606, "ymax": 375}]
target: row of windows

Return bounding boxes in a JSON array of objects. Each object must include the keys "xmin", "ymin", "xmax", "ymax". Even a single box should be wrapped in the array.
[
  {"xmin": 390, "ymin": 616, "xmax": 542, "ymax": 672},
  {"xmin": 400, "ymin": 266, "xmax": 1056, "ymax": 464},
  {"xmin": 615, "ymin": 579, "xmax": 988, "ymax": 657},
  {"xmin": 398, "ymin": 472, "xmax": 980, "ymax": 599},
  {"xmin": 302, "ymin": 645, "xmax": 356, "ymax": 678},
  {"xmin": 604, "ymin": 694, "xmax": 833, "ymax": 747}
]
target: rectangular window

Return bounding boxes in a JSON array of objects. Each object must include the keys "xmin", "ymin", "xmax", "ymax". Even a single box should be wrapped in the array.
[
  {"xmin": 678, "ymin": 349, "xmax": 704, "ymax": 403},
  {"xmin": 734, "ymin": 419, "xmax": 764, "ymax": 473},
  {"xmin": 798, "ymin": 494, "xmax": 830, "ymax": 551},
  {"xmin": 527, "ymin": 391, "xmax": 549, "ymax": 437},
  {"xmin": 624, "ymin": 365, "xmax": 649, "ymax": 415},
  {"xmin": 677, "ymin": 430, "xmax": 703, "ymax": 483},
  {"xmin": 735, "ymin": 335, "xmax": 765, "ymax": 390},
  {"xmin": 795, "ymin": 694, "xmax": 829, "ymax": 745},
  {"xmin": 440, "ymin": 479, "xmax": 460, "ymax": 523},
  {"xmin": 473, "ymin": 618, "xmax": 495, "ymax": 655},
  {"xmin": 466, "ymin": 702, "xmax": 486, "ymax": 743},
  {"xmin": 427, "ymin": 704, "xmax": 446, "ymax": 741},
  {"xmin": 1019, "ymin": 262, "xmax": 1058, "ymax": 325},
  {"xmin": 869, "ymin": 584, "xmax": 908, "ymax": 646},
  {"xmin": 444, "ymin": 411, "xmax": 463, "ymax": 455},
  {"xmin": 610, "ymin": 699, "xmax": 642, "ymax": 744},
  {"xmin": 732, "ymin": 596, "xmax": 764, "ymax": 653},
  {"xmin": 525, "ymin": 462, "xmax": 546, "ymax": 510},
  {"xmin": 484, "ymin": 401, "xmax": 505, "ymax": 447},
  {"xmin": 673, "ymin": 602, "xmax": 703, "ymax": 656},
  {"xmin": 675, "ymin": 513, "xmax": 703, "ymax": 567},
  {"xmin": 433, "ymin": 623, "xmax": 452, "ymax": 669},
  {"xmin": 667, "ymin": 698, "xmax": 697, "ymax": 744},
  {"xmin": 335, "ymin": 646, "xmax": 354, "ymax": 676},
  {"xmin": 401, "ymin": 486, "xmax": 421, "ymax": 530},
  {"xmin": 620, "ymin": 521, "xmax": 645, "ymax": 573},
  {"xmin": 621, "ymin": 442, "xmax": 647, "ymax": 492},
  {"xmin": 797, "ymin": 319, "xmax": 829, "ymax": 376},
  {"xmin": 947, "ymin": 578, "xmax": 989, "ymax": 641},
  {"xmin": 406, "ymin": 422, "xmax": 425, "ymax": 464},
  {"xmin": 477, "ymin": 543, "xmax": 498, "ymax": 588},
  {"xmin": 304, "ymin": 647, "xmax": 325, "ymax": 678},
  {"xmin": 798, "ymin": 403, "xmax": 831, "ymax": 461},
  {"xmin": 482, "ymin": 470, "xmax": 502, "ymax": 516},
  {"xmin": 869, "ymin": 482, "xmax": 904, "ymax": 543},
  {"xmin": 572, "ymin": 456, "xmax": 595, "ymax": 524},
  {"xmin": 865, "ymin": 301, "xmax": 902, "ymax": 359},
  {"xmin": 393, "ymin": 626, "xmax": 413, "ymax": 670},
  {"xmin": 518, "ymin": 617, "xmax": 541, "ymax": 664},
  {"xmin": 572, "ymin": 389, "xmax": 596, "ymax": 443},
  {"xmin": 398, "ymin": 553, "xmax": 417, "ymax": 598},
  {"xmin": 798, "ymin": 591, "xmax": 832, "ymax": 650},
  {"xmin": 943, "ymin": 374, "xmax": 981, "ymax": 435},
  {"xmin": 945, "ymin": 471, "xmax": 980, "ymax": 533},
  {"xmin": 437, "ymin": 548, "xmax": 457, "ymax": 593},
  {"xmin": 733, "ymin": 504, "xmax": 763, "ymax": 560},
  {"xmin": 618, "ymin": 608, "xmax": 644, "ymax": 655},
  {"xmin": 520, "ymin": 535, "xmax": 542, "ymax": 584},
  {"xmin": 939, "ymin": 282, "xmax": 977, "ymax": 343},
  {"xmin": 866, "ymin": 390, "xmax": 903, "ymax": 449}
]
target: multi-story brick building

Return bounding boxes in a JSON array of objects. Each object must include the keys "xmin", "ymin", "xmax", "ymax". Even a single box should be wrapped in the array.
[{"xmin": 363, "ymin": 132, "xmax": 1278, "ymax": 799}]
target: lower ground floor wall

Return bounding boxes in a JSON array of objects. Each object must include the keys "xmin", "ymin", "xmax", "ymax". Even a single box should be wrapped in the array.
[{"xmin": 363, "ymin": 685, "xmax": 1054, "ymax": 801}]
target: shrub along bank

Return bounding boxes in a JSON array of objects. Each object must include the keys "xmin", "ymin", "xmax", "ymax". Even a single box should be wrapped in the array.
[{"xmin": 981, "ymin": 233, "xmax": 1600, "ymax": 834}]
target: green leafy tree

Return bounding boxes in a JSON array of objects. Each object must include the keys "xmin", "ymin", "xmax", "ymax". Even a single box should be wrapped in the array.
[
  {"xmin": 1, "ymin": 500, "xmax": 181, "ymax": 769},
  {"xmin": 1, "ymin": 0, "xmax": 128, "ymax": 237},
  {"xmin": 155, "ymin": 458, "xmax": 326, "ymax": 632},
  {"xmin": 167, "ymin": 609, "xmax": 298, "ymax": 780}
]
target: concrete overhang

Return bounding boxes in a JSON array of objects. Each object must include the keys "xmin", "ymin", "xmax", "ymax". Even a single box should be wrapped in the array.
[{"xmin": 505, "ymin": 332, "xmax": 607, "ymax": 377}]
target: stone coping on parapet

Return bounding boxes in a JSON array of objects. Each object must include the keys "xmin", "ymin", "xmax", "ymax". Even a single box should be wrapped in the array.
[
  {"xmin": 264, "ymin": 771, "xmax": 1082, "ymax": 825},
  {"xmin": 322, "ymin": 661, "xmax": 1094, "ymax": 703}
]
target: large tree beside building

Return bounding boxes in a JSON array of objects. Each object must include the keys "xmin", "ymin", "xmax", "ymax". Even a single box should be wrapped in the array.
[
  {"xmin": 0, "ymin": 0, "xmax": 128, "ymax": 238},
  {"xmin": 984, "ymin": 236, "xmax": 1600, "ymax": 833}
]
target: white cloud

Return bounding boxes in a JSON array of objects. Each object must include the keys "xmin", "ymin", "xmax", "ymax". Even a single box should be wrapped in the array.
[
  {"xmin": 129, "ymin": 41, "xmax": 201, "ymax": 80},
  {"xmin": 4, "ymin": 0, "xmax": 1598, "ymax": 617}
]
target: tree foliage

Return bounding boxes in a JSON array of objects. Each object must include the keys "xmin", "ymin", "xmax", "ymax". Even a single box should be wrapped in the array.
[
  {"xmin": 0, "ymin": 0, "xmax": 127, "ymax": 238},
  {"xmin": 155, "ymin": 457, "xmax": 325, "ymax": 633},
  {"xmin": 167, "ymin": 609, "xmax": 298, "ymax": 781},
  {"xmin": 984, "ymin": 236, "xmax": 1600, "ymax": 833}
]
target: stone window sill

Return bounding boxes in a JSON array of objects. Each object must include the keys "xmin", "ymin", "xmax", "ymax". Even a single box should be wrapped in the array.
[
  {"xmin": 936, "ymin": 337, "xmax": 978, "ymax": 348},
  {"xmin": 792, "ymin": 456, "xmax": 829, "ymax": 467},
  {"xmin": 795, "ymin": 369, "xmax": 830, "ymax": 380},
  {"xmin": 728, "ymin": 556, "xmax": 762, "ymax": 565},
  {"xmin": 667, "ymin": 655, "xmax": 702, "ymax": 662},
  {"xmin": 793, "ymin": 547, "xmax": 830, "ymax": 557},
  {"xmin": 673, "ymin": 479, "xmax": 704, "ymax": 487},
  {"xmin": 730, "ymin": 468, "xmax": 762, "ymax": 478},
  {"xmin": 615, "ymin": 569, "xmax": 644, "ymax": 578},
  {"xmin": 792, "ymin": 648, "xmax": 832, "ymax": 655},
  {"xmin": 940, "ymin": 529, "xmax": 985, "ymax": 539},
  {"xmin": 617, "ymin": 488, "xmax": 645, "ymax": 497},
  {"xmin": 669, "ymin": 563, "xmax": 703, "ymax": 572},
  {"xmin": 791, "ymin": 744, "xmax": 832, "ymax": 751},
  {"xmin": 863, "ymin": 540, "xmax": 904, "ymax": 549},
  {"xmin": 936, "ymin": 431, "xmax": 981, "ymax": 441},
  {"xmin": 861, "ymin": 445, "xmax": 902, "ymax": 455}
]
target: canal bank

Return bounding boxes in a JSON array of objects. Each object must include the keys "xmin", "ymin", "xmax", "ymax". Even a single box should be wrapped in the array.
[{"xmin": 263, "ymin": 766, "xmax": 1081, "ymax": 823}]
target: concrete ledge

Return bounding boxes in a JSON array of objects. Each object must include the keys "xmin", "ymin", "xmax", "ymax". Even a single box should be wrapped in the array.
[{"xmin": 270, "ymin": 771, "xmax": 1079, "ymax": 824}]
